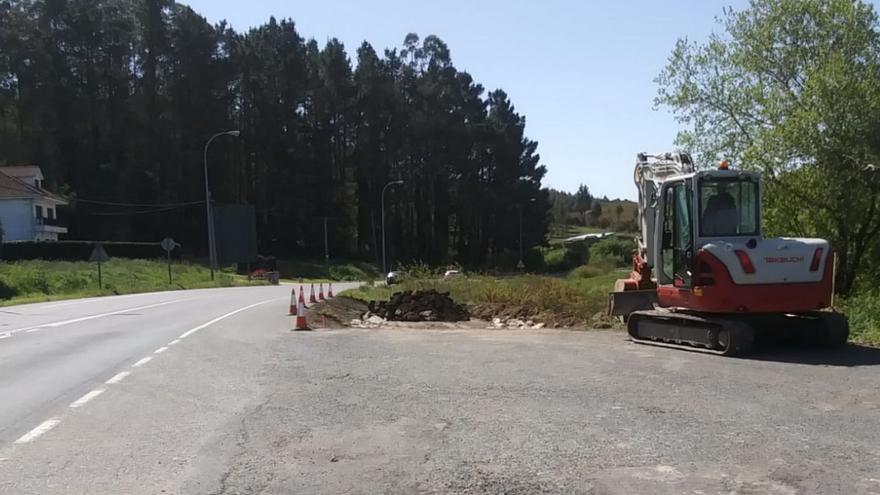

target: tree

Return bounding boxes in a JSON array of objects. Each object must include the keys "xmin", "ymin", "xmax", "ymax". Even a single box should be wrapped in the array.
[
  {"xmin": 575, "ymin": 184, "xmax": 592, "ymax": 211},
  {"xmin": 656, "ymin": 0, "xmax": 880, "ymax": 294},
  {"xmin": 590, "ymin": 200, "xmax": 602, "ymax": 226}
]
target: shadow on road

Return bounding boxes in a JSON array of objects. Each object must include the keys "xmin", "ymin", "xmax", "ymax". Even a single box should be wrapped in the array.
[{"xmin": 745, "ymin": 343, "xmax": 880, "ymax": 367}]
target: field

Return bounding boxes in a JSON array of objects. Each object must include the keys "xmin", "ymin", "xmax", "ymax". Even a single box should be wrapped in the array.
[{"xmin": 0, "ymin": 259, "xmax": 261, "ymax": 306}]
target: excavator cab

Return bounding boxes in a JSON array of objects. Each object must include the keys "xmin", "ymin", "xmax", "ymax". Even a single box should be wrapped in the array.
[{"xmin": 655, "ymin": 171, "xmax": 761, "ymax": 290}]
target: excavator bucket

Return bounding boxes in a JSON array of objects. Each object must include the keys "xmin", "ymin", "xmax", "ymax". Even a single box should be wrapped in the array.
[{"xmin": 607, "ymin": 289, "xmax": 657, "ymax": 319}]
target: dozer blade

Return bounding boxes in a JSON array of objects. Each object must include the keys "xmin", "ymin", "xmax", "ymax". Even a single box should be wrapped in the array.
[
  {"xmin": 627, "ymin": 310, "xmax": 754, "ymax": 356},
  {"xmin": 607, "ymin": 289, "xmax": 658, "ymax": 318}
]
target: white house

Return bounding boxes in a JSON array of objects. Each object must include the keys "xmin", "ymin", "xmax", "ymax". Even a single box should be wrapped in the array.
[{"xmin": 0, "ymin": 166, "xmax": 68, "ymax": 241}]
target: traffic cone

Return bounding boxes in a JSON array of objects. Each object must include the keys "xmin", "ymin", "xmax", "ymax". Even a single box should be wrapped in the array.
[
  {"xmin": 309, "ymin": 283, "xmax": 317, "ymax": 303},
  {"xmin": 328, "ymin": 283, "xmax": 334, "ymax": 298},
  {"xmin": 288, "ymin": 287, "xmax": 297, "ymax": 315},
  {"xmin": 299, "ymin": 285, "xmax": 306, "ymax": 306},
  {"xmin": 294, "ymin": 297, "xmax": 310, "ymax": 331},
  {"xmin": 318, "ymin": 283, "xmax": 325, "ymax": 301}
]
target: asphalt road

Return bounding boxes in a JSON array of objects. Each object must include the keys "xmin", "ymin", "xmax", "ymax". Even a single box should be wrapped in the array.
[{"xmin": 1, "ymin": 287, "xmax": 879, "ymax": 494}]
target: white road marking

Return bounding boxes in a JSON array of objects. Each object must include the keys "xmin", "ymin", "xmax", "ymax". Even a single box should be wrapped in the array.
[
  {"xmin": 25, "ymin": 328, "xmax": 40, "ymax": 333},
  {"xmin": 132, "ymin": 356, "xmax": 153, "ymax": 368},
  {"xmin": 0, "ymin": 332, "xmax": 10, "ymax": 340},
  {"xmin": 168, "ymin": 339, "xmax": 181, "ymax": 346},
  {"xmin": 177, "ymin": 299, "xmax": 277, "ymax": 340},
  {"xmin": 69, "ymin": 389, "xmax": 105, "ymax": 408},
  {"xmin": 105, "ymin": 371, "xmax": 131, "ymax": 384},
  {"xmin": 154, "ymin": 346, "xmax": 168, "ymax": 354},
  {"xmin": 14, "ymin": 418, "xmax": 61, "ymax": 444},
  {"xmin": 5, "ymin": 299, "xmax": 186, "ymax": 336}
]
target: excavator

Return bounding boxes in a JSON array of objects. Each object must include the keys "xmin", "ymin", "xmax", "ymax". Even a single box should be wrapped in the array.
[{"xmin": 608, "ymin": 152, "xmax": 849, "ymax": 356}]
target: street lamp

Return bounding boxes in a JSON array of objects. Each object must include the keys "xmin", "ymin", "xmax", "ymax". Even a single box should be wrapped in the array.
[
  {"xmin": 517, "ymin": 198, "xmax": 537, "ymax": 270},
  {"xmin": 203, "ymin": 130, "xmax": 240, "ymax": 280},
  {"xmin": 381, "ymin": 180, "xmax": 405, "ymax": 276}
]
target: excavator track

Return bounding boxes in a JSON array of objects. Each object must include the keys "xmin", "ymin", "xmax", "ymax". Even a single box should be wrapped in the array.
[{"xmin": 626, "ymin": 310, "xmax": 755, "ymax": 356}]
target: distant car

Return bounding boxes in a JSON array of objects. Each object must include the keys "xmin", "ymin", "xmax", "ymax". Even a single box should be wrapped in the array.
[
  {"xmin": 386, "ymin": 271, "xmax": 406, "ymax": 285},
  {"xmin": 443, "ymin": 270, "xmax": 464, "ymax": 279}
]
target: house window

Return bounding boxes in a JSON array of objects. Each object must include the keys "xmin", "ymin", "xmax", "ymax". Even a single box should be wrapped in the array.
[
  {"xmin": 35, "ymin": 205, "xmax": 43, "ymax": 219},
  {"xmin": 48, "ymin": 208, "xmax": 55, "ymax": 220}
]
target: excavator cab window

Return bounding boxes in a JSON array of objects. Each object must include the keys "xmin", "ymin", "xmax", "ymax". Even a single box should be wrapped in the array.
[
  {"xmin": 672, "ymin": 182, "xmax": 694, "ymax": 287},
  {"xmin": 658, "ymin": 180, "xmax": 694, "ymax": 287},
  {"xmin": 699, "ymin": 178, "xmax": 759, "ymax": 237},
  {"xmin": 660, "ymin": 187, "xmax": 675, "ymax": 283}
]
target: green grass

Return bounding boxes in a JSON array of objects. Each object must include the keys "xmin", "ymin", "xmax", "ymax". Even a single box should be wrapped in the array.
[
  {"xmin": 0, "ymin": 258, "xmax": 262, "ymax": 306},
  {"xmin": 840, "ymin": 290, "xmax": 880, "ymax": 345}
]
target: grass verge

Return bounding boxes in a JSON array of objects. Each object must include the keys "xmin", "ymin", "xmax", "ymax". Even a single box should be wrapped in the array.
[{"xmin": 0, "ymin": 258, "xmax": 263, "ymax": 306}]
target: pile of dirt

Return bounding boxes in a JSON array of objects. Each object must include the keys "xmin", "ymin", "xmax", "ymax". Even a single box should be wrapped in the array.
[{"xmin": 367, "ymin": 290, "xmax": 470, "ymax": 322}]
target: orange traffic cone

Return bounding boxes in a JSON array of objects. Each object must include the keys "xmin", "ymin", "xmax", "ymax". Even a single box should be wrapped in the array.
[
  {"xmin": 299, "ymin": 285, "xmax": 306, "ymax": 305},
  {"xmin": 309, "ymin": 283, "xmax": 317, "ymax": 303},
  {"xmin": 328, "ymin": 283, "xmax": 334, "ymax": 298},
  {"xmin": 318, "ymin": 283, "xmax": 325, "ymax": 301},
  {"xmin": 288, "ymin": 287, "xmax": 297, "ymax": 315},
  {"xmin": 294, "ymin": 297, "xmax": 310, "ymax": 331}
]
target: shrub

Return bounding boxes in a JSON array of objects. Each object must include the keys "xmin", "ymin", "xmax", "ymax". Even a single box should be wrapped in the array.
[
  {"xmin": 590, "ymin": 238, "xmax": 635, "ymax": 267},
  {"xmin": 841, "ymin": 290, "xmax": 880, "ymax": 344},
  {"xmin": 329, "ymin": 264, "xmax": 369, "ymax": 281},
  {"xmin": 563, "ymin": 242, "xmax": 590, "ymax": 268}
]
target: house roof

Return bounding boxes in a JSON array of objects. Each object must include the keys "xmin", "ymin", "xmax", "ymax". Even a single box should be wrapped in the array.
[
  {"xmin": 0, "ymin": 168, "xmax": 67, "ymax": 204},
  {"xmin": 0, "ymin": 165, "xmax": 44, "ymax": 181}
]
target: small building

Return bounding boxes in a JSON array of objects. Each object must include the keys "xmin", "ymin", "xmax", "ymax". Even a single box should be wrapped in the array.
[{"xmin": 0, "ymin": 166, "xmax": 68, "ymax": 241}]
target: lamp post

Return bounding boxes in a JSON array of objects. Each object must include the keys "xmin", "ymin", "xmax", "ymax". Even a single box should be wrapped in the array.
[
  {"xmin": 203, "ymin": 130, "xmax": 240, "ymax": 280},
  {"xmin": 381, "ymin": 180, "xmax": 404, "ymax": 276}
]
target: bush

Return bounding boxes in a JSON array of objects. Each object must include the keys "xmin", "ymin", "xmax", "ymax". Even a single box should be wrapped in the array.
[
  {"xmin": 563, "ymin": 243, "xmax": 590, "ymax": 268},
  {"xmin": 841, "ymin": 290, "xmax": 880, "ymax": 345},
  {"xmin": 544, "ymin": 247, "xmax": 567, "ymax": 273},
  {"xmin": 329, "ymin": 264, "xmax": 371, "ymax": 281},
  {"xmin": 589, "ymin": 238, "xmax": 635, "ymax": 267}
]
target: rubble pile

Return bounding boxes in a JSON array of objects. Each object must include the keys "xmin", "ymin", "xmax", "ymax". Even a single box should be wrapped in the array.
[{"xmin": 366, "ymin": 290, "xmax": 470, "ymax": 322}]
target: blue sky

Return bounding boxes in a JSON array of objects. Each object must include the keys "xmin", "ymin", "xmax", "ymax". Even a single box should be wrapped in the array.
[{"xmin": 185, "ymin": 0, "xmax": 748, "ymax": 200}]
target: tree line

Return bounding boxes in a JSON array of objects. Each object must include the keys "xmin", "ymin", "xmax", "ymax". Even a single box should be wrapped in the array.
[{"xmin": 0, "ymin": 0, "xmax": 549, "ymax": 269}]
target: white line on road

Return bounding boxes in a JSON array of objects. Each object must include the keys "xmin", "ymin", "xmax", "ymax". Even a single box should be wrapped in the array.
[
  {"xmin": 69, "ymin": 389, "xmax": 105, "ymax": 408},
  {"xmin": 132, "ymin": 356, "xmax": 153, "ymax": 368},
  {"xmin": 105, "ymin": 371, "xmax": 131, "ymax": 384},
  {"xmin": 0, "ymin": 332, "xmax": 10, "ymax": 340},
  {"xmin": 177, "ymin": 299, "xmax": 277, "ymax": 340},
  {"xmin": 25, "ymin": 328, "xmax": 40, "ymax": 333},
  {"xmin": 14, "ymin": 418, "xmax": 61, "ymax": 444},
  {"xmin": 168, "ymin": 339, "xmax": 181, "ymax": 345},
  {"xmin": 154, "ymin": 346, "xmax": 168, "ymax": 354},
  {"xmin": 5, "ymin": 299, "xmax": 186, "ymax": 336}
]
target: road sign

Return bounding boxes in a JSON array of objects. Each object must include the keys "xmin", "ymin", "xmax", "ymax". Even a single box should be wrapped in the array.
[
  {"xmin": 161, "ymin": 237, "xmax": 177, "ymax": 252},
  {"xmin": 89, "ymin": 244, "xmax": 110, "ymax": 289},
  {"xmin": 89, "ymin": 244, "xmax": 110, "ymax": 263},
  {"xmin": 160, "ymin": 238, "xmax": 178, "ymax": 284}
]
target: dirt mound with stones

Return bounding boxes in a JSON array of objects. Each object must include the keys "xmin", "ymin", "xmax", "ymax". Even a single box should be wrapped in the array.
[{"xmin": 367, "ymin": 290, "xmax": 470, "ymax": 322}]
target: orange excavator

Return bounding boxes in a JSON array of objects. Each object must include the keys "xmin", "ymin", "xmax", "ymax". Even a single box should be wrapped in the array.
[{"xmin": 608, "ymin": 152, "xmax": 848, "ymax": 356}]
